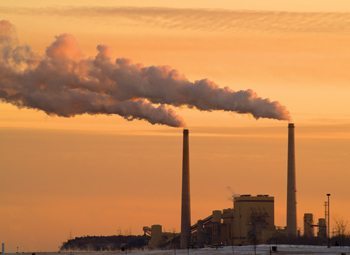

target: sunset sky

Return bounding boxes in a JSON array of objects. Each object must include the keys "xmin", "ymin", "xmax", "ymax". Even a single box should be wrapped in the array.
[{"xmin": 1, "ymin": 0, "xmax": 350, "ymax": 251}]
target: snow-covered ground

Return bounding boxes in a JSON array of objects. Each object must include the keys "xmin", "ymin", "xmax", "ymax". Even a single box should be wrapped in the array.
[
  {"xmin": 119, "ymin": 245, "xmax": 350, "ymax": 254},
  {"xmin": 12, "ymin": 245, "xmax": 350, "ymax": 255}
]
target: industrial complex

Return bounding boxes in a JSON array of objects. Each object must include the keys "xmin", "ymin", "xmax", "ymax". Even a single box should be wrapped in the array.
[{"xmin": 143, "ymin": 124, "xmax": 331, "ymax": 249}]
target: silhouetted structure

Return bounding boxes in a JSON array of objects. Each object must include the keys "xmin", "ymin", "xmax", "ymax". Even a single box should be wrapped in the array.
[
  {"xmin": 303, "ymin": 213, "xmax": 314, "ymax": 238},
  {"xmin": 143, "ymin": 225, "xmax": 179, "ymax": 249},
  {"xmin": 143, "ymin": 124, "xmax": 340, "ymax": 248},
  {"xmin": 60, "ymin": 235, "xmax": 148, "ymax": 251},
  {"xmin": 287, "ymin": 123, "xmax": 297, "ymax": 237},
  {"xmin": 189, "ymin": 194, "xmax": 275, "ymax": 247},
  {"xmin": 318, "ymin": 218, "xmax": 327, "ymax": 240},
  {"xmin": 234, "ymin": 195, "xmax": 275, "ymax": 245},
  {"xmin": 180, "ymin": 129, "xmax": 191, "ymax": 249}
]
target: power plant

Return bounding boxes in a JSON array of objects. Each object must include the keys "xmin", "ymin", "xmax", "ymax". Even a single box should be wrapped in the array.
[{"xmin": 143, "ymin": 123, "xmax": 332, "ymax": 249}]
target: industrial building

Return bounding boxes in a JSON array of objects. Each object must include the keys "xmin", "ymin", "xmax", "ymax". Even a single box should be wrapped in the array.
[
  {"xmin": 303, "ymin": 213, "xmax": 314, "ymax": 238},
  {"xmin": 144, "ymin": 124, "xmax": 331, "ymax": 249},
  {"xmin": 145, "ymin": 194, "xmax": 275, "ymax": 248},
  {"xmin": 302, "ymin": 213, "xmax": 327, "ymax": 240},
  {"xmin": 193, "ymin": 194, "xmax": 275, "ymax": 246},
  {"xmin": 143, "ymin": 225, "xmax": 176, "ymax": 249},
  {"xmin": 317, "ymin": 218, "xmax": 327, "ymax": 239}
]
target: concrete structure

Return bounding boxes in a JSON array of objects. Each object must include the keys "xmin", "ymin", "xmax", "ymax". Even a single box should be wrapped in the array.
[
  {"xmin": 180, "ymin": 129, "xmax": 191, "ymax": 249},
  {"xmin": 233, "ymin": 195, "xmax": 275, "ymax": 245},
  {"xmin": 148, "ymin": 225, "xmax": 163, "ymax": 249},
  {"xmin": 287, "ymin": 123, "xmax": 297, "ymax": 237},
  {"xmin": 221, "ymin": 208, "xmax": 235, "ymax": 245},
  {"xmin": 144, "ymin": 224, "xmax": 178, "ymax": 249},
  {"xmin": 196, "ymin": 220, "xmax": 205, "ymax": 248},
  {"xmin": 191, "ymin": 194, "xmax": 275, "ymax": 247},
  {"xmin": 303, "ymin": 213, "xmax": 314, "ymax": 238},
  {"xmin": 318, "ymin": 218, "xmax": 327, "ymax": 239}
]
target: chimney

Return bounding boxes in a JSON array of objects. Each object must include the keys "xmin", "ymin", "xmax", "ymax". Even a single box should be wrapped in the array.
[
  {"xmin": 180, "ymin": 129, "xmax": 191, "ymax": 249},
  {"xmin": 287, "ymin": 123, "xmax": 297, "ymax": 237}
]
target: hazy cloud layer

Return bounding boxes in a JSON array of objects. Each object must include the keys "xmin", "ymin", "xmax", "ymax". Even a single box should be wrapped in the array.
[
  {"xmin": 2, "ymin": 7, "xmax": 350, "ymax": 33},
  {"xmin": 0, "ymin": 20, "xmax": 290, "ymax": 127}
]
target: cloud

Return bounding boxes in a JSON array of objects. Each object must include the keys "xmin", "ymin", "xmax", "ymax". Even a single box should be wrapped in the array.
[{"xmin": 1, "ymin": 7, "xmax": 350, "ymax": 34}]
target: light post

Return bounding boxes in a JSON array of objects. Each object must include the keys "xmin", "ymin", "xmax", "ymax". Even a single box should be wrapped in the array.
[{"xmin": 327, "ymin": 193, "xmax": 331, "ymax": 248}]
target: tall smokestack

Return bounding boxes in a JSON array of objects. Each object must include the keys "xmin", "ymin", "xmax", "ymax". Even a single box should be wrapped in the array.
[
  {"xmin": 287, "ymin": 123, "xmax": 297, "ymax": 237},
  {"xmin": 180, "ymin": 129, "xmax": 191, "ymax": 249}
]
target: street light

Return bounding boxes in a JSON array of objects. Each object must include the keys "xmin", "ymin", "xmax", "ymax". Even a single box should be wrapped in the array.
[{"xmin": 327, "ymin": 193, "xmax": 331, "ymax": 248}]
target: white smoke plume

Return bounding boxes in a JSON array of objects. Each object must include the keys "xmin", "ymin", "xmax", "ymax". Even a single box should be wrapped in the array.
[{"xmin": 0, "ymin": 20, "xmax": 290, "ymax": 127}]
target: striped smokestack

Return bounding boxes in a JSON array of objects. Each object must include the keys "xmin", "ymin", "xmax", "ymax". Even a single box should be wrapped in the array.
[
  {"xmin": 180, "ymin": 129, "xmax": 191, "ymax": 249},
  {"xmin": 287, "ymin": 123, "xmax": 297, "ymax": 237}
]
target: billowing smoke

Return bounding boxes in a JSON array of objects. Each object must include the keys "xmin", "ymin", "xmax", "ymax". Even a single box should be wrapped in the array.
[{"xmin": 0, "ymin": 20, "xmax": 290, "ymax": 127}]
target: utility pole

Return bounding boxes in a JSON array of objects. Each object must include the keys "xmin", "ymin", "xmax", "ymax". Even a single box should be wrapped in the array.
[{"xmin": 327, "ymin": 193, "xmax": 331, "ymax": 248}]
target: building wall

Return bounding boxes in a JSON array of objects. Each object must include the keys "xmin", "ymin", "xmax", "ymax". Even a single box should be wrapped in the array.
[
  {"xmin": 233, "ymin": 195, "xmax": 275, "ymax": 245},
  {"xmin": 221, "ymin": 208, "xmax": 235, "ymax": 245},
  {"xmin": 318, "ymin": 218, "xmax": 327, "ymax": 239},
  {"xmin": 303, "ymin": 213, "xmax": 314, "ymax": 238},
  {"xmin": 148, "ymin": 225, "xmax": 163, "ymax": 249}
]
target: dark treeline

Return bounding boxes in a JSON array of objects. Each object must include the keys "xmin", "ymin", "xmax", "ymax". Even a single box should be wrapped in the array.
[{"xmin": 60, "ymin": 235, "xmax": 149, "ymax": 251}]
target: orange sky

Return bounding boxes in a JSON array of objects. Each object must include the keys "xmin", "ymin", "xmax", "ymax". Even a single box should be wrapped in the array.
[{"xmin": 0, "ymin": 0, "xmax": 350, "ymax": 251}]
